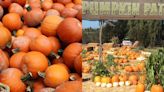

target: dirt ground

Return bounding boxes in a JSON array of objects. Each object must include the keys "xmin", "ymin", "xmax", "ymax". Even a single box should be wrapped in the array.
[{"xmin": 83, "ymin": 81, "xmax": 136, "ymax": 92}]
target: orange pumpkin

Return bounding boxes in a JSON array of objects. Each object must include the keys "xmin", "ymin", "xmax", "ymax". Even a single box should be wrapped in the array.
[
  {"xmin": 129, "ymin": 75, "xmax": 138, "ymax": 85},
  {"xmin": 73, "ymin": 0, "xmax": 82, "ymax": 4},
  {"xmin": 9, "ymin": 52, "xmax": 26, "ymax": 69},
  {"xmin": 9, "ymin": 3, "xmax": 23, "ymax": 16},
  {"xmin": 151, "ymin": 84, "xmax": 163, "ymax": 92},
  {"xmin": 21, "ymin": 51, "xmax": 49, "ymax": 78},
  {"xmin": 16, "ymin": 29, "xmax": 25, "ymax": 37},
  {"xmin": 55, "ymin": 81, "xmax": 82, "ymax": 92},
  {"xmin": 46, "ymin": 9, "xmax": 60, "ymax": 16},
  {"xmin": 138, "ymin": 62, "xmax": 145, "ymax": 71},
  {"xmin": 69, "ymin": 73, "xmax": 81, "ymax": 81},
  {"xmin": 27, "ymin": 0, "xmax": 41, "ymax": 9},
  {"xmin": 44, "ymin": 64, "xmax": 69, "ymax": 87},
  {"xmin": 0, "ymin": 26, "xmax": 11, "ymax": 48},
  {"xmin": 73, "ymin": 4, "xmax": 82, "ymax": 11},
  {"xmin": 63, "ymin": 43, "xmax": 82, "ymax": 69},
  {"xmin": 0, "ymin": 49, "xmax": 9, "ymax": 71},
  {"xmin": 48, "ymin": 36, "xmax": 61, "ymax": 53},
  {"xmin": 112, "ymin": 75, "xmax": 119, "ymax": 83},
  {"xmin": 12, "ymin": 36, "xmax": 31, "ymax": 53},
  {"xmin": 132, "ymin": 66, "xmax": 139, "ymax": 72},
  {"xmin": 65, "ymin": 2, "xmax": 75, "ymax": 8},
  {"xmin": 61, "ymin": 8, "xmax": 78, "ymax": 18},
  {"xmin": 41, "ymin": 0, "xmax": 53, "ymax": 11},
  {"xmin": 13, "ymin": 0, "xmax": 26, "ymax": 6},
  {"xmin": 30, "ymin": 35, "xmax": 53, "ymax": 56},
  {"xmin": 52, "ymin": 3, "xmax": 65, "ymax": 13},
  {"xmin": 23, "ymin": 27, "xmax": 42, "ymax": 39},
  {"xmin": 24, "ymin": 6, "xmax": 44, "ymax": 27},
  {"xmin": 0, "ymin": 0, "xmax": 13, "ymax": 8},
  {"xmin": 0, "ymin": 5, "xmax": 3, "ymax": 19},
  {"xmin": 57, "ymin": 0, "xmax": 72, "ymax": 5},
  {"xmin": 52, "ymin": 57, "xmax": 64, "ymax": 64},
  {"xmin": 0, "ymin": 68, "xmax": 26, "ymax": 92},
  {"xmin": 119, "ymin": 74, "xmax": 128, "ymax": 82},
  {"xmin": 41, "ymin": 15, "xmax": 63, "ymax": 36},
  {"xmin": 136, "ymin": 83, "xmax": 145, "ymax": 92},
  {"xmin": 2, "ymin": 13, "xmax": 22, "ymax": 31},
  {"xmin": 33, "ymin": 79, "xmax": 45, "ymax": 92},
  {"xmin": 74, "ymin": 54, "xmax": 82, "ymax": 75},
  {"xmin": 76, "ymin": 9, "xmax": 82, "ymax": 21},
  {"xmin": 57, "ymin": 18, "xmax": 82, "ymax": 44}
]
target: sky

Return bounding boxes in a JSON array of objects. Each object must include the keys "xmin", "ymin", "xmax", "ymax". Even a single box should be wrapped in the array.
[{"xmin": 82, "ymin": 20, "xmax": 100, "ymax": 29}]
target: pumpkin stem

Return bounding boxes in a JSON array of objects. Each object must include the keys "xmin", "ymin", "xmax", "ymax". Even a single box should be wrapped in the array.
[
  {"xmin": 69, "ymin": 75, "xmax": 77, "ymax": 81},
  {"xmin": 26, "ymin": 86, "xmax": 33, "ymax": 92},
  {"xmin": 58, "ymin": 49, "xmax": 63, "ymax": 56},
  {"xmin": 0, "ymin": 83, "xmax": 10, "ymax": 92},
  {"xmin": 12, "ymin": 30, "xmax": 17, "ymax": 36},
  {"xmin": 25, "ymin": 4, "xmax": 32, "ymax": 11},
  {"xmin": 49, "ymin": 51, "xmax": 60, "ymax": 59},
  {"xmin": 38, "ymin": 72, "xmax": 46, "ymax": 78},
  {"xmin": 6, "ymin": 41, "xmax": 12, "ymax": 49},
  {"xmin": 12, "ymin": 48, "xmax": 20, "ymax": 54},
  {"xmin": 21, "ymin": 72, "xmax": 33, "ymax": 82}
]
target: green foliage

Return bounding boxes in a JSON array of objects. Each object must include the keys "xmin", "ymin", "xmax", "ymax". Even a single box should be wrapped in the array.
[
  {"xmin": 146, "ymin": 48, "xmax": 164, "ymax": 90},
  {"xmin": 104, "ymin": 55, "xmax": 117, "ymax": 67},
  {"xmin": 92, "ymin": 62, "xmax": 109, "ymax": 77}
]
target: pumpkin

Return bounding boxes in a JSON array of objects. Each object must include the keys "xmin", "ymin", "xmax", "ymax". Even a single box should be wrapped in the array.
[
  {"xmin": 129, "ymin": 75, "xmax": 138, "ymax": 85},
  {"xmin": 119, "ymin": 74, "xmax": 128, "ymax": 82},
  {"xmin": 52, "ymin": 57, "xmax": 64, "ymax": 64},
  {"xmin": 13, "ymin": 0, "xmax": 26, "ymax": 6},
  {"xmin": 65, "ymin": 3, "xmax": 75, "ymax": 8},
  {"xmin": 41, "ymin": 0, "xmax": 53, "ymax": 11},
  {"xmin": 61, "ymin": 8, "xmax": 78, "ymax": 18},
  {"xmin": 46, "ymin": 9, "xmax": 60, "ymax": 16},
  {"xmin": 52, "ymin": 3, "xmax": 65, "ymax": 13},
  {"xmin": 2, "ymin": 13, "xmax": 22, "ymax": 31},
  {"xmin": 55, "ymin": 81, "xmax": 82, "ymax": 92},
  {"xmin": 0, "ymin": 26, "xmax": 11, "ymax": 48},
  {"xmin": 101, "ymin": 77, "xmax": 111, "ymax": 83},
  {"xmin": 48, "ymin": 36, "xmax": 61, "ymax": 53},
  {"xmin": 33, "ymin": 79, "xmax": 45, "ymax": 92},
  {"xmin": 112, "ymin": 75, "xmax": 119, "ymax": 83},
  {"xmin": 74, "ymin": 54, "xmax": 82, "ymax": 75},
  {"xmin": 41, "ymin": 15, "xmax": 63, "ymax": 36},
  {"xmin": 73, "ymin": 0, "xmax": 81, "ymax": 4},
  {"xmin": 9, "ymin": 3, "xmax": 24, "ymax": 16},
  {"xmin": 57, "ymin": 18, "xmax": 82, "ymax": 44},
  {"xmin": 138, "ymin": 62, "xmax": 145, "ymax": 71},
  {"xmin": 69, "ymin": 73, "xmax": 81, "ymax": 81},
  {"xmin": 24, "ymin": 6, "xmax": 44, "ymax": 27},
  {"xmin": 44, "ymin": 64, "xmax": 69, "ymax": 87},
  {"xmin": 125, "ymin": 66, "xmax": 133, "ymax": 72},
  {"xmin": 132, "ymin": 66, "xmax": 139, "ymax": 72},
  {"xmin": 94, "ymin": 76, "xmax": 101, "ymax": 83},
  {"xmin": 63, "ymin": 43, "xmax": 82, "ymax": 69},
  {"xmin": 23, "ymin": 27, "xmax": 42, "ymax": 39},
  {"xmin": 73, "ymin": 4, "xmax": 82, "ymax": 11},
  {"xmin": 136, "ymin": 83, "xmax": 145, "ymax": 92},
  {"xmin": 9, "ymin": 52, "xmax": 26, "ymax": 69},
  {"xmin": 12, "ymin": 36, "xmax": 31, "ymax": 53},
  {"xmin": 76, "ymin": 9, "xmax": 82, "ymax": 21},
  {"xmin": 30, "ymin": 35, "xmax": 53, "ymax": 56},
  {"xmin": 21, "ymin": 51, "xmax": 49, "ymax": 78},
  {"xmin": 27, "ymin": 0, "xmax": 41, "ymax": 9},
  {"xmin": 0, "ymin": 5, "xmax": 3, "ymax": 19},
  {"xmin": 151, "ymin": 84, "xmax": 163, "ymax": 92},
  {"xmin": 0, "ymin": 0, "xmax": 13, "ymax": 8},
  {"xmin": 57, "ymin": 0, "xmax": 72, "ymax": 5},
  {"xmin": 0, "ymin": 68, "xmax": 26, "ymax": 92},
  {"xmin": 0, "ymin": 49, "xmax": 9, "ymax": 71},
  {"xmin": 0, "ymin": 21, "xmax": 3, "ymax": 26}
]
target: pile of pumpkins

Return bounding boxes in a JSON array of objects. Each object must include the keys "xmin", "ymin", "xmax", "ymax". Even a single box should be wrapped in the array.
[{"xmin": 0, "ymin": 0, "xmax": 82, "ymax": 92}]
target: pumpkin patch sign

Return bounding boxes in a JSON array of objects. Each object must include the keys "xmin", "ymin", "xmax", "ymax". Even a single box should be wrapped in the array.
[{"xmin": 83, "ymin": 0, "xmax": 164, "ymax": 20}]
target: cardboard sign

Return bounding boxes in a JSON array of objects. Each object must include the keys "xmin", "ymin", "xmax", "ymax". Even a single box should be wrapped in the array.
[{"xmin": 83, "ymin": 0, "xmax": 164, "ymax": 20}]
